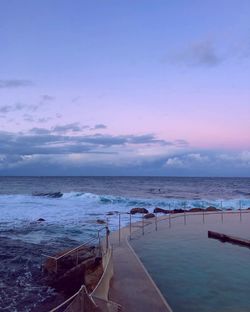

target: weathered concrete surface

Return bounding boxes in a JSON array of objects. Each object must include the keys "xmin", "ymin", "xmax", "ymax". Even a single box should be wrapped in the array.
[{"xmin": 109, "ymin": 224, "xmax": 172, "ymax": 312}]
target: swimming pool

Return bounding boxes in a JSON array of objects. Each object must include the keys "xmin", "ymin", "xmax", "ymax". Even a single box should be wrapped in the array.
[{"xmin": 131, "ymin": 213, "xmax": 250, "ymax": 312}]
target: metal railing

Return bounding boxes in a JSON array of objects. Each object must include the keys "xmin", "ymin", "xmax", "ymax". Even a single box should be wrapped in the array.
[
  {"xmin": 47, "ymin": 225, "xmax": 121, "ymax": 312},
  {"xmin": 116, "ymin": 206, "xmax": 250, "ymax": 243},
  {"xmin": 42, "ymin": 226, "xmax": 108, "ymax": 274}
]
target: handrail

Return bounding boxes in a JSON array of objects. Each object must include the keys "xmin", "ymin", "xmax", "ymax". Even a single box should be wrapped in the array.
[
  {"xmin": 56, "ymin": 237, "xmax": 97, "ymax": 261},
  {"xmin": 43, "ymin": 227, "xmax": 107, "ymax": 262},
  {"xmin": 48, "ymin": 226, "xmax": 117, "ymax": 312},
  {"xmin": 49, "ymin": 285, "xmax": 84, "ymax": 312}
]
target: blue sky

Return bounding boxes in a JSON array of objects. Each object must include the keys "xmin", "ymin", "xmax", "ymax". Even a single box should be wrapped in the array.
[{"xmin": 0, "ymin": 0, "xmax": 250, "ymax": 176}]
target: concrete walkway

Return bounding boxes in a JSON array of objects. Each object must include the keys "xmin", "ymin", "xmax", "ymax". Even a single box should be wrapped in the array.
[{"xmin": 109, "ymin": 224, "xmax": 172, "ymax": 312}]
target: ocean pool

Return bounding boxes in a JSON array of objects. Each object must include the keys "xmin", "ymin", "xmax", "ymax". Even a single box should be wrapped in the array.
[{"xmin": 131, "ymin": 213, "xmax": 250, "ymax": 312}]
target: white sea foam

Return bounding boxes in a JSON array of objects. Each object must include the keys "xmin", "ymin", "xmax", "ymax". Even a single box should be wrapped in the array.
[{"xmin": 0, "ymin": 192, "xmax": 249, "ymax": 244}]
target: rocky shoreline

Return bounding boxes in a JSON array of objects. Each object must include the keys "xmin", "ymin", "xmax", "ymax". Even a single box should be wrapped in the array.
[{"xmin": 0, "ymin": 234, "xmax": 78, "ymax": 312}]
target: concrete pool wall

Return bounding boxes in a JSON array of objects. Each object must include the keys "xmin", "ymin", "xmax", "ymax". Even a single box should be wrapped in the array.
[{"xmin": 127, "ymin": 211, "xmax": 250, "ymax": 312}]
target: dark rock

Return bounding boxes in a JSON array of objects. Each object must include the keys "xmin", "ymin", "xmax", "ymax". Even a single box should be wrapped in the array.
[
  {"xmin": 130, "ymin": 207, "xmax": 148, "ymax": 214},
  {"xmin": 96, "ymin": 219, "xmax": 106, "ymax": 224},
  {"xmin": 189, "ymin": 208, "xmax": 204, "ymax": 212},
  {"xmin": 154, "ymin": 207, "xmax": 169, "ymax": 214},
  {"xmin": 205, "ymin": 206, "xmax": 221, "ymax": 211},
  {"xmin": 106, "ymin": 210, "xmax": 119, "ymax": 216},
  {"xmin": 247, "ymin": 207, "xmax": 250, "ymax": 210},
  {"xmin": 144, "ymin": 213, "xmax": 155, "ymax": 219},
  {"xmin": 37, "ymin": 218, "xmax": 45, "ymax": 222},
  {"xmin": 106, "ymin": 211, "xmax": 119, "ymax": 216},
  {"xmin": 172, "ymin": 209, "xmax": 185, "ymax": 214},
  {"xmin": 226, "ymin": 208, "xmax": 233, "ymax": 211},
  {"xmin": 33, "ymin": 192, "xmax": 63, "ymax": 198}
]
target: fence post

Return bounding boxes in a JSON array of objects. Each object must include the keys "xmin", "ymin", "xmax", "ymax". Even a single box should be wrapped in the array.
[
  {"xmin": 240, "ymin": 200, "xmax": 242, "ymax": 222},
  {"xmin": 129, "ymin": 213, "xmax": 132, "ymax": 240},
  {"xmin": 184, "ymin": 202, "xmax": 187, "ymax": 225},
  {"xmin": 142, "ymin": 214, "xmax": 144, "ymax": 235},
  {"xmin": 203, "ymin": 209, "xmax": 205, "ymax": 224},
  {"xmin": 119, "ymin": 213, "xmax": 121, "ymax": 244},
  {"xmin": 155, "ymin": 213, "xmax": 158, "ymax": 231},
  {"xmin": 169, "ymin": 213, "xmax": 171, "ymax": 228},
  {"xmin": 105, "ymin": 225, "xmax": 109, "ymax": 252},
  {"xmin": 98, "ymin": 230, "xmax": 101, "ymax": 256}
]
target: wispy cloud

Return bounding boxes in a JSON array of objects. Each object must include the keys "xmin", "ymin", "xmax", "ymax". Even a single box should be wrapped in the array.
[
  {"xmin": 0, "ymin": 103, "xmax": 38, "ymax": 114},
  {"xmin": 166, "ymin": 40, "xmax": 224, "ymax": 67},
  {"xmin": 0, "ymin": 79, "xmax": 33, "ymax": 89},
  {"xmin": 92, "ymin": 124, "xmax": 107, "ymax": 130},
  {"xmin": 41, "ymin": 95, "xmax": 55, "ymax": 101}
]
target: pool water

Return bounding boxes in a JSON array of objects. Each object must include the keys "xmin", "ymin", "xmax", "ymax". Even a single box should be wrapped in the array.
[{"xmin": 131, "ymin": 213, "xmax": 250, "ymax": 312}]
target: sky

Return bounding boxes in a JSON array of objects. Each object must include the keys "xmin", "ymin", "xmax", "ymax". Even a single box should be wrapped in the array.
[{"xmin": 0, "ymin": 0, "xmax": 250, "ymax": 176}]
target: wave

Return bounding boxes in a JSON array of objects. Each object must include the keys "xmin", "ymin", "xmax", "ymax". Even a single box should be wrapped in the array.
[
  {"xmin": 232, "ymin": 190, "xmax": 250, "ymax": 196},
  {"xmin": 1, "ymin": 191, "xmax": 250, "ymax": 209}
]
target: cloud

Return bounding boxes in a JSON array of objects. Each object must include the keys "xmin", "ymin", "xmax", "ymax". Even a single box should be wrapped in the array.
[
  {"xmin": 53, "ymin": 123, "xmax": 85, "ymax": 133},
  {"xmin": 92, "ymin": 124, "xmax": 107, "ymax": 130},
  {"xmin": 0, "ymin": 79, "xmax": 33, "ymax": 89},
  {"xmin": 1, "ymin": 126, "xmax": 248, "ymax": 176},
  {"xmin": 165, "ymin": 157, "xmax": 184, "ymax": 168},
  {"xmin": 167, "ymin": 40, "xmax": 223, "ymax": 67},
  {"xmin": 0, "ymin": 129, "xmax": 175, "ymax": 157},
  {"xmin": 0, "ymin": 103, "xmax": 38, "ymax": 114},
  {"xmin": 41, "ymin": 95, "xmax": 55, "ymax": 101}
]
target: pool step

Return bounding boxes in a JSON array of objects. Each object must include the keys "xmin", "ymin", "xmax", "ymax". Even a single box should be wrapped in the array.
[{"xmin": 208, "ymin": 230, "xmax": 250, "ymax": 248}]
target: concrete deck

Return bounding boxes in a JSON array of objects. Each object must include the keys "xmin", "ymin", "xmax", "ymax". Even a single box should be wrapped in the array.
[{"xmin": 109, "ymin": 223, "xmax": 172, "ymax": 312}]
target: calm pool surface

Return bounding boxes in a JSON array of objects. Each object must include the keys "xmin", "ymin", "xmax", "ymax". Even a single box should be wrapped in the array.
[{"xmin": 131, "ymin": 213, "xmax": 250, "ymax": 312}]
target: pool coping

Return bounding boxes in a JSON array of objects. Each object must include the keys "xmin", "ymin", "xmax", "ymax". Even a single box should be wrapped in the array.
[
  {"xmin": 109, "ymin": 220, "xmax": 173, "ymax": 312},
  {"xmin": 125, "ymin": 232, "xmax": 173, "ymax": 312}
]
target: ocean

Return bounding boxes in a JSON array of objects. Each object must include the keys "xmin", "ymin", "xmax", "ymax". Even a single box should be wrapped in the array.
[{"xmin": 0, "ymin": 176, "xmax": 250, "ymax": 311}]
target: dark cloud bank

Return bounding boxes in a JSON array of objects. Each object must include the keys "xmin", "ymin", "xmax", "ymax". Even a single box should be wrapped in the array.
[{"xmin": 0, "ymin": 125, "xmax": 249, "ymax": 176}]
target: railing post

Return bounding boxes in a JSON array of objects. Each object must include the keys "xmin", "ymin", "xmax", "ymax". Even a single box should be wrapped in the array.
[
  {"xmin": 142, "ymin": 214, "xmax": 144, "ymax": 235},
  {"xmin": 203, "ymin": 209, "xmax": 205, "ymax": 224},
  {"xmin": 98, "ymin": 230, "xmax": 101, "ymax": 256},
  {"xmin": 129, "ymin": 213, "xmax": 132, "ymax": 240},
  {"xmin": 169, "ymin": 212, "xmax": 171, "ymax": 228},
  {"xmin": 119, "ymin": 213, "xmax": 121, "ymax": 244},
  {"xmin": 240, "ymin": 200, "xmax": 242, "ymax": 222},
  {"xmin": 184, "ymin": 202, "xmax": 187, "ymax": 225},
  {"xmin": 221, "ymin": 201, "xmax": 223, "ymax": 223},
  {"xmin": 155, "ymin": 213, "xmax": 158, "ymax": 231},
  {"xmin": 105, "ymin": 225, "xmax": 109, "ymax": 252}
]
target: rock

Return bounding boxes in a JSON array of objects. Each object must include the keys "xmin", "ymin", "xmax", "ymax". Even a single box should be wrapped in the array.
[
  {"xmin": 172, "ymin": 209, "xmax": 185, "ymax": 214},
  {"xmin": 247, "ymin": 207, "xmax": 250, "ymax": 210},
  {"xmin": 144, "ymin": 213, "xmax": 155, "ymax": 219},
  {"xmin": 154, "ymin": 207, "xmax": 169, "ymax": 214},
  {"xmin": 96, "ymin": 219, "xmax": 106, "ymax": 224},
  {"xmin": 106, "ymin": 211, "xmax": 119, "ymax": 216},
  {"xmin": 226, "ymin": 208, "xmax": 233, "ymax": 211},
  {"xmin": 49, "ymin": 257, "xmax": 98, "ymax": 296},
  {"xmin": 130, "ymin": 208, "xmax": 148, "ymax": 214},
  {"xmin": 37, "ymin": 218, "xmax": 45, "ymax": 222},
  {"xmin": 106, "ymin": 212, "xmax": 114, "ymax": 215},
  {"xmin": 205, "ymin": 206, "xmax": 221, "ymax": 211},
  {"xmin": 189, "ymin": 208, "xmax": 204, "ymax": 212}
]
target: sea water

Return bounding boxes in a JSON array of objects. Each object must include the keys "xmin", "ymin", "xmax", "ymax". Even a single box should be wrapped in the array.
[{"xmin": 1, "ymin": 176, "xmax": 250, "ymax": 244}]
